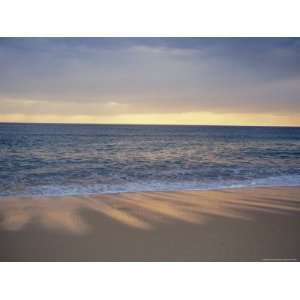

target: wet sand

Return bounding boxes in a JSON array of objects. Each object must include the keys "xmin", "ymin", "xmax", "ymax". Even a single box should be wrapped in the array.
[{"xmin": 0, "ymin": 187, "xmax": 300, "ymax": 261}]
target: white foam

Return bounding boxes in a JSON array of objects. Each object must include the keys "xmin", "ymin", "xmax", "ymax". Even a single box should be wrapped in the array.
[{"xmin": 11, "ymin": 174, "xmax": 300, "ymax": 198}]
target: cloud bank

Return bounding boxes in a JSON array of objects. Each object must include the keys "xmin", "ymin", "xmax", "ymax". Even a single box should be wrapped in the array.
[{"xmin": 0, "ymin": 38, "xmax": 299, "ymax": 125}]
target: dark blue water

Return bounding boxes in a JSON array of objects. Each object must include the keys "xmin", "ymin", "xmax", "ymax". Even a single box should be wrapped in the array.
[{"xmin": 0, "ymin": 123, "xmax": 300, "ymax": 197}]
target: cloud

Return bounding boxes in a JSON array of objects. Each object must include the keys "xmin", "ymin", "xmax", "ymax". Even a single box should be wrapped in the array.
[{"xmin": 0, "ymin": 38, "xmax": 300, "ymax": 124}]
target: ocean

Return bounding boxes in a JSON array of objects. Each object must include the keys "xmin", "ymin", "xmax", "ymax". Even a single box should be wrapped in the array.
[{"xmin": 0, "ymin": 123, "xmax": 300, "ymax": 197}]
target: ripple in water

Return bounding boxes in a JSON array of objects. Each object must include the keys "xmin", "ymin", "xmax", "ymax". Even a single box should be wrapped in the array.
[{"xmin": 0, "ymin": 124, "xmax": 300, "ymax": 197}]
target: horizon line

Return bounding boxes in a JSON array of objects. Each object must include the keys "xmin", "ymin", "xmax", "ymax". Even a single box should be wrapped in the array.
[{"xmin": 0, "ymin": 121, "xmax": 299, "ymax": 128}]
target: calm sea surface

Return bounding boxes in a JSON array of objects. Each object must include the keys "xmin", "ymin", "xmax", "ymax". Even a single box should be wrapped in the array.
[{"xmin": 0, "ymin": 124, "xmax": 300, "ymax": 197}]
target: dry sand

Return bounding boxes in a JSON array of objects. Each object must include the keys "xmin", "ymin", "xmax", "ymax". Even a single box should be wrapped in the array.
[{"xmin": 0, "ymin": 187, "xmax": 299, "ymax": 261}]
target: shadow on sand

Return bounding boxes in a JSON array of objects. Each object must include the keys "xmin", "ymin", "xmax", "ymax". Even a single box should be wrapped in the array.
[{"xmin": 0, "ymin": 187, "xmax": 299, "ymax": 235}]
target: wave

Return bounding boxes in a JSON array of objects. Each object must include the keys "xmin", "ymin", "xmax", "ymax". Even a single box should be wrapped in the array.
[{"xmin": 2, "ymin": 174, "xmax": 300, "ymax": 198}]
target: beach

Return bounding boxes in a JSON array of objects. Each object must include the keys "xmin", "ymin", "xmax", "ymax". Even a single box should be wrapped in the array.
[{"xmin": 0, "ymin": 186, "xmax": 299, "ymax": 261}]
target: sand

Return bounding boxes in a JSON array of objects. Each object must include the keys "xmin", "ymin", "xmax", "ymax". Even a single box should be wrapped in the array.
[{"xmin": 0, "ymin": 187, "xmax": 299, "ymax": 261}]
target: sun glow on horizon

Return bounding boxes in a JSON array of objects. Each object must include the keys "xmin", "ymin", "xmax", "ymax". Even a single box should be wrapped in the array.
[{"xmin": 1, "ymin": 111, "xmax": 300, "ymax": 127}]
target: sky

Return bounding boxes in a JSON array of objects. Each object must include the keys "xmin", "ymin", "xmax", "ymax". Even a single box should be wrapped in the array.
[{"xmin": 0, "ymin": 37, "xmax": 300, "ymax": 126}]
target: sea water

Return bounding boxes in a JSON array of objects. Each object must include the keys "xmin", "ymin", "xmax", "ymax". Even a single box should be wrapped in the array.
[{"xmin": 0, "ymin": 123, "xmax": 299, "ymax": 197}]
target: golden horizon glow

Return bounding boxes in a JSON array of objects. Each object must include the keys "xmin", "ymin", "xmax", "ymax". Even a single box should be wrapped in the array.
[{"xmin": 1, "ymin": 112, "xmax": 300, "ymax": 127}]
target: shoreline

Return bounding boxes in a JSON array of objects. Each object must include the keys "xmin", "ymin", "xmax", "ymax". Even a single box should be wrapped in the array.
[
  {"xmin": 0, "ymin": 186, "xmax": 300, "ymax": 261},
  {"xmin": 1, "ymin": 183, "xmax": 300, "ymax": 200}
]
